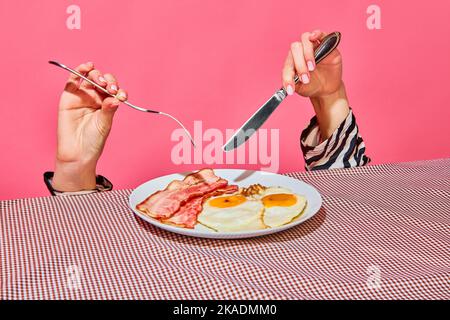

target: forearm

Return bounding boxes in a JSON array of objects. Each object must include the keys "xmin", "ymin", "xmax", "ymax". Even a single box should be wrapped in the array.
[
  {"xmin": 310, "ymin": 81, "xmax": 350, "ymax": 142},
  {"xmin": 300, "ymin": 82, "xmax": 370, "ymax": 170}
]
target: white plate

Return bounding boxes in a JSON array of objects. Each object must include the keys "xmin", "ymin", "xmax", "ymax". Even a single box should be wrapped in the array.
[{"xmin": 129, "ymin": 169, "xmax": 322, "ymax": 239}]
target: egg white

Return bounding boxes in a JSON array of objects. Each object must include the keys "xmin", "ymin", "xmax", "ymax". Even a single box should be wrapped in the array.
[
  {"xmin": 198, "ymin": 195, "xmax": 266, "ymax": 232},
  {"xmin": 258, "ymin": 187, "xmax": 307, "ymax": 228}
]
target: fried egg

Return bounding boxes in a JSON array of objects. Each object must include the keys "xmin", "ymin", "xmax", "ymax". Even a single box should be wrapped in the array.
[
  {"xmin": 258, "ymin": 187, "xmax": 307, "ymax": 228},
  {"xmin": 198, "ymin": 194, "xmax": 266, "ymax": 232}
]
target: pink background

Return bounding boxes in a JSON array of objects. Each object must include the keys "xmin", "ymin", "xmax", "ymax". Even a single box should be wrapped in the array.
[{"xmin": 1, "ymin": 0, "xmax": 449, "ymax": 200}]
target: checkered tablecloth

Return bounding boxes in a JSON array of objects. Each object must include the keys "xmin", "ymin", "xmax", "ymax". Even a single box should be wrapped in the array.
[{"xmin": 1, "ymin": 159, "xmax": 449, "ymax": 300}]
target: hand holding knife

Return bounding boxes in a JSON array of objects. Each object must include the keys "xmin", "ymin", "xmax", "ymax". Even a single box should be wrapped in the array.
[{"xmin": 222, "ymin": 32, "xmax": 341, "ymax": 152}]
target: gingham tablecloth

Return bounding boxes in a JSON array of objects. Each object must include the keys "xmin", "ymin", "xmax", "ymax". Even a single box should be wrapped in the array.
[{"xmin": 1, "ymin": 159, "xmax": 449, "ymax": 300}]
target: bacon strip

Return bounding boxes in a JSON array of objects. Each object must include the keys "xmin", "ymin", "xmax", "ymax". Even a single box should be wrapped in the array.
[
  {"xmin": 161, "ymin": 197, "xmax": 204, "ymax": 228},
  {"xmin": 136, "ymin": 169, "xmax": 229, "ymax": 219},
  {"xmin": 162, "ymin": 185, "xmax": 239, "ymax": 229}
]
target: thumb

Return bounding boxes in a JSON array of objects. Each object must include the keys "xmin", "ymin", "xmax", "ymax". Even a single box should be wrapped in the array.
[{"xmin": 97, "ymin": 97, "xmax": 120, "ymax": 133}]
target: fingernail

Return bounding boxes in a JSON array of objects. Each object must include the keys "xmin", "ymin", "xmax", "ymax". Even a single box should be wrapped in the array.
[
  {"xmin": 112, "ymin": 98, "xmax": 120, "ymax": 106},
  {"xmin": 116, "ymin": 92, "xmax": 127, "ymax": 100},
  {"xmin": 110, "ymin": 84, "xmax": 118, "ymax": 91},
  {"xmin": 99, "ymin": 77, "xmax": 107, "ymax": 84},
  {"xmin": 307, "ymin": 61, "xmax": 315, "ymax": 71},
  {"xmin": 301, "ymin": 74, "xmax": 310, "ymax": 84},
  {"xmin": 286, "ymin": 85, "xmax": 294, "ymax": 96}
]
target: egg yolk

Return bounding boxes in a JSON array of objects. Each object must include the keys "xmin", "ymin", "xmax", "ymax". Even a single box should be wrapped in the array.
[
  {"xmin": 209, "ymin": 195, "xmax": 247, "ymax": 208},
  {"xmin": 261, "ymin": 193, "xmax": 297, "ymax": 207}
]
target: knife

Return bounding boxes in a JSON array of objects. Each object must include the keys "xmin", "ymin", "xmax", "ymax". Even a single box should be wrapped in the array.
[{"xmin": 222, "ymin": 31, "xmax": 341, "ymax": 152}]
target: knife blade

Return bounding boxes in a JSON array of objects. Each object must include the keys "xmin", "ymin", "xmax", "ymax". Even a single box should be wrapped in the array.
[{"xmin": 222, "ymin": 31, "xmax": 341, "ymax": 152}]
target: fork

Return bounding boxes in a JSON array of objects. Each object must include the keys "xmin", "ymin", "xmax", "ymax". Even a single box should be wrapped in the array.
[{"xmin": 49, "ymin": 60, "xmax": 195, "ymax": 147}]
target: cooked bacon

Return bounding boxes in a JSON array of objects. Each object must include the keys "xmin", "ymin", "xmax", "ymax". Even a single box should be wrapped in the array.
[
  {"xmin": 165, "ymin": 169, "xmax": 218, "ymax": 191},
  {"xmin": 161, "ymin": 197, "xmax": 204, "ymax": 228},
  {"xmin": 182, "ymin": 168, "xmax": 220, "ymax": 185},
  {"xmin": 162, "ymin": 185, "xmax": 239, "ymax": 229},
  {"xmin": 136, "ymin": 169, "xmax": 229, "ymax": 219}
]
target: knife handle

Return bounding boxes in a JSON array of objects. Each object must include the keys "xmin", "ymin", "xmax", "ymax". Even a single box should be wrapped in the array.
[{"xmin": 293, "ymin": 31, "xmax": 341, "ymax": 85}]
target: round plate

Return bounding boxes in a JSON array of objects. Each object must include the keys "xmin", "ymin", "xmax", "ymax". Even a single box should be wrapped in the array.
[{"xmin": 129, "ymin": 169, "xmax": 322, "ymax": 239}]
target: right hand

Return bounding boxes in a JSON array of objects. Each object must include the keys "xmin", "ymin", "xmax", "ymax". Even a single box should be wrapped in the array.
[
  {"xmin": 282, "ymin": 30, "xmax": 343, "ymax": 98},
  {"xmin": 52, "ymin": 62, "xmax": 128, "ymax": 191},
  {"xmin": 282, "ymin": 30, "xmax": 350, "ymax": 142}
]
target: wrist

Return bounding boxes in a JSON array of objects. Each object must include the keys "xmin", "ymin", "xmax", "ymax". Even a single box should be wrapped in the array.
[
  {"xmin": 52, "ymin": 159, "xmax": 97, "ymax": 192},
  {"xmin": 310, "ymin": 81, "xmax": 348, "ymax": 111},
  {"xmin": 309, "ymin": 82, "xmax": 350, "ymax": 141}
]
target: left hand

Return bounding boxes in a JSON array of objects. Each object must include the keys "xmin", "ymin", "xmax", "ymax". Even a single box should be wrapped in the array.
[{"xmin": 52, "ymin": 62, "xmax": 127, "ymax": 191}]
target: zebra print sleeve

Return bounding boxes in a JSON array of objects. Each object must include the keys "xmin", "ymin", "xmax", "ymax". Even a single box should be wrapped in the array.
[{"xmin": 300, "ymin": 109, "xmax": 370, "ymax": 171}]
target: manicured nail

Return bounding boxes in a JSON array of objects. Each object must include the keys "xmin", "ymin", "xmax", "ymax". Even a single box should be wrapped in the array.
[
  {"xmin": 307, "ymin": 60, "xmax": 315, "ymax": 71},
  {"xmin": 301, "ymin": 73, "xmax": 310, "ymax": 84},
  {"xmin": 116, "ymin": 92, "xmax": 127, "ymax": 100},
  {"xmin": 99, "ymin": 76, "xmax": 107, "ymax": 84},
  {"xmin": 112, "ymin": 99, "xmax": 120, "ymax": 106},
  {"xmin": 110, "ymin": 84, "xmax": 118, "ymax": 91},
  {"xmin": 286, "ymin": 85, "xmax": 294, "ymax": 96}
]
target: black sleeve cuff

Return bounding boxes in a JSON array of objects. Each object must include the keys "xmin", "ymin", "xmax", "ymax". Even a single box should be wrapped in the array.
[{"xmin": 43, "ymin": 171, "xmax": 113, "ymax": 196}]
